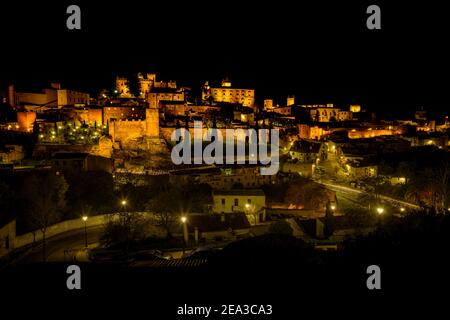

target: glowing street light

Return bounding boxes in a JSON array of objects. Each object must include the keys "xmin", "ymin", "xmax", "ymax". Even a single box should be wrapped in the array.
[
  {"xmin": 120, "ymin": 199, "xmax": 128, "ymax": 212},
  {"xmin": 376, "ymin": 207, "xmax": 384, "ymax": 215},
  {"xmin": 244, "ymin": 203, "xmax": 259, "ymax": 225},
  {"xmin": 330, "ymin": 205, "xmax": 336, "ymax": 211},
  {"xmin": 181, "ymin": 216, "xmax": 188, "ymax": 253},
  {"xmin": 400, "ymin": 207, "xmax": 405, "ymax": 212},
  {"xmin": 82, "ymin": 216, "xmax": 88, "ymax": 247}
]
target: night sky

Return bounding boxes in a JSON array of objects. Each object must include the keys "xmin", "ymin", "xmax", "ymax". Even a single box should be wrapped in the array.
[{"xmin": 1, "ymin": 1, "xmax": 448, "ymax": 111}]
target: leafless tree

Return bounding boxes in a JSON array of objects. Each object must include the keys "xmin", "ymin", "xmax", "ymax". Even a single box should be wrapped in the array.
[
  {"xmin": 21, "ymin": 172, "xmax": 68, "ymax": 261},
  {"xmin": 145, "ymin": 188, "xmax": 184, "ymax": 238},
  {"xmin": 101, "ymin": 211, "xmax": 149, "ymax": 252},
  {"xmin": 435, "ymin": 160, "xmax": 450, "ymax": 213}
]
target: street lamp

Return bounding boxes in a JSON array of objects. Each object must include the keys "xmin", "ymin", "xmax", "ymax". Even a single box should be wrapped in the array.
[
  {"xmin": 244, "ymin": 203, "xmax": 259, "ymax": 225},
  {"xmin": 376, "ymin": 207, "xmax": 384, "ymax": 215},
  {"xmin": 400, "ymin": 207, "xmax": 405, "ymax": 213},
  {"xmin": 330, "ymin": 205, "xmax": 336, "ymax": 211},
  {"xmin": 82, "ymin": 216, "xmax": 88, "ymax": 248},
  {"xmin": 121, "ymin": 199, "xmax": 127, "ymax": 212},
  {"xmin": 181, "ymin": 216, "xmax": 188, "ymax": 254}
]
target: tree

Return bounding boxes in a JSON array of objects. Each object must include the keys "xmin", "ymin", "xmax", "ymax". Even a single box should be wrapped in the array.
[
  {"xmin": 65, "ymin": 171, "xmax": 115, "ymax": 217},
  {"xmin": 363, "ymin": 176, "xmax": 386, "ymax": 201},
  {"xmin": 405, "ymin": 168, "xmax": 437, "ymax": 208},
  {"xmin": 100, "ymin": 212, "xmax": 149, "ymax": 252},
  {"xmin": 397, "ymin": 161, "xmax": 414, "ymax": 181},
  {"xmin": 0, "ymin": 180, "xmax": 11, "ymax": 209},
  {"xmin": 284, "ymin": 178, "xmax": 334, "ymax": 210},
  {"xmin": 434, "ymin": 160, "xmax": 450, "ymax": 213},
  {"xmin": 357, "ymin": 192, "xmax": 378, "ymax": 211},
  {"xmin": 269, "ymin": 220, "xmax": 294, "ymax": 236},
  {"xmin": 0, "ymin": 180, "xmax": 14, "ymax": 226},
  {"xmin": 145, "ymin": 187, "xmax": 184, "ymax": 238},
  {"xmin": 179, "ymin": 183, "xmax": 212, "ymax": 213},
  {"xmin": 21, "ymin": 172, "xmax": 68, "ymax": 261},
  {"xmin": 323, "ymin": 200, "xmax": 335, "ymax": 239},
  {"xmin": 343, "ymin": 207, "xmax": 376, "ymax": 231}
]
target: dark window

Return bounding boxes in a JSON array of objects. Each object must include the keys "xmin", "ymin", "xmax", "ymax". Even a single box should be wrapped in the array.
[{"xmin": 234, "ymin": 198, "xmax": 239, "ymax": 206}]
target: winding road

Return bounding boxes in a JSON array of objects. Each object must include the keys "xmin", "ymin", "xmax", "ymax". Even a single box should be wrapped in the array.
[
  {"xmin": 320, "ymin": 180, "xmax": 420, "ymax": 210},
  {"xmin": 17, "ymin": 226, "xmax": 104, "ymax": 264}
]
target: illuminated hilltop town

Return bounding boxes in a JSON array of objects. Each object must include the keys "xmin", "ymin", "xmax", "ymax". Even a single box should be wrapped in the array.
[{"xmin": 1, "ymin": 73, "xmax": 450, "ymax": 262}]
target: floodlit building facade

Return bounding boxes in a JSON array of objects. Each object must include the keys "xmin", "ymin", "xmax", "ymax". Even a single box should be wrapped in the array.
[
  {"xmin": 212, "ymin": 189, "xmax": 266, "ymax": 224},
  {"xmin": 204, "ymin": 79, "xmax": 255, "ymax": 107}
]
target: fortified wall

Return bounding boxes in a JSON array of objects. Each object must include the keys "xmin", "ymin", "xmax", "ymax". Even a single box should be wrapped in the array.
[
  {"xmin": 109, "ymin": 108, "xmax": 159, "ymax": 141},
  {"xmin": 33, "ymin": 136, "xmax": 113, "ymax": 159},
  {"xmin": 109, "ymin": 108, "xmax": 164, "ymax": 152}
]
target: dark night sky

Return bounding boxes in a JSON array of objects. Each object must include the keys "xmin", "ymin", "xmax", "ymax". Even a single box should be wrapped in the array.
[{"xmin": 0, "ymin": 1, "xmax": 448, "ymax": 112}]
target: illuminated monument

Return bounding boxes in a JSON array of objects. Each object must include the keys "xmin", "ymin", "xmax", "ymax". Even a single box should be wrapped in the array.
[{"xmin": 116, "ymin": 77, "xmax": 133, "ymax": 98}]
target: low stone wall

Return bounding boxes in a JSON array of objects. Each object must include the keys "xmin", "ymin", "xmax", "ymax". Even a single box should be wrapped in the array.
[
  {"xmin": 15, "ymin": 214, "xmax": 109, "ymax": 248},
  {"xmin": 0, "ymin": 220, "xmax": 16, "ymax": 257},
  {"xmin": 14, "ymin": 212, "xmax": 167, "ymax": 249}
]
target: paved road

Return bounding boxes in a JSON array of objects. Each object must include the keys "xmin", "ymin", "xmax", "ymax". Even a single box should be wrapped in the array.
[
  {"xmin": 315, "ymin": 154, "xmax": 421, "ymax": 210},
  {"xmin": 18, "ymin": 226, "xmax": 104, "ymax": 264},
  {"xmin": 320, "ymin": 181, "xmax": 420, "ymax": 210}
]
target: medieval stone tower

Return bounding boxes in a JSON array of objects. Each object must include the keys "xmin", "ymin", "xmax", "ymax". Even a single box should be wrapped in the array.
[
  {"xmin": 138, "ymin": 73, "xmax": 156, "ymax": 98},
  {"xmin": 116, "ymin": 77, "xmax": 132, "ymax": 98},
  {"xmin": 201, "ymin": 81, "xmax": 211, "ymax": 102},
  {"xmin": 145, "ymin": 107, "xmax": 160, "ymax": 138},
  {"xmin": 287, "ymin": 95, "xmax": 295, "ymax": 106}
]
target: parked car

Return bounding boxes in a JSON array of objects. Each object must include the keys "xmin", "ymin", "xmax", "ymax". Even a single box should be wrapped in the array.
[
  {"xmin": 182, "ymin": 247, "xmax": 221, "ymax": 259},
  {"xmin": 132, "ymin": 250, "xmax": 172, "ymax": 261},
  {"xmin": 88, "ymin": 249, "xmax": 132, "ymax": 263}
]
